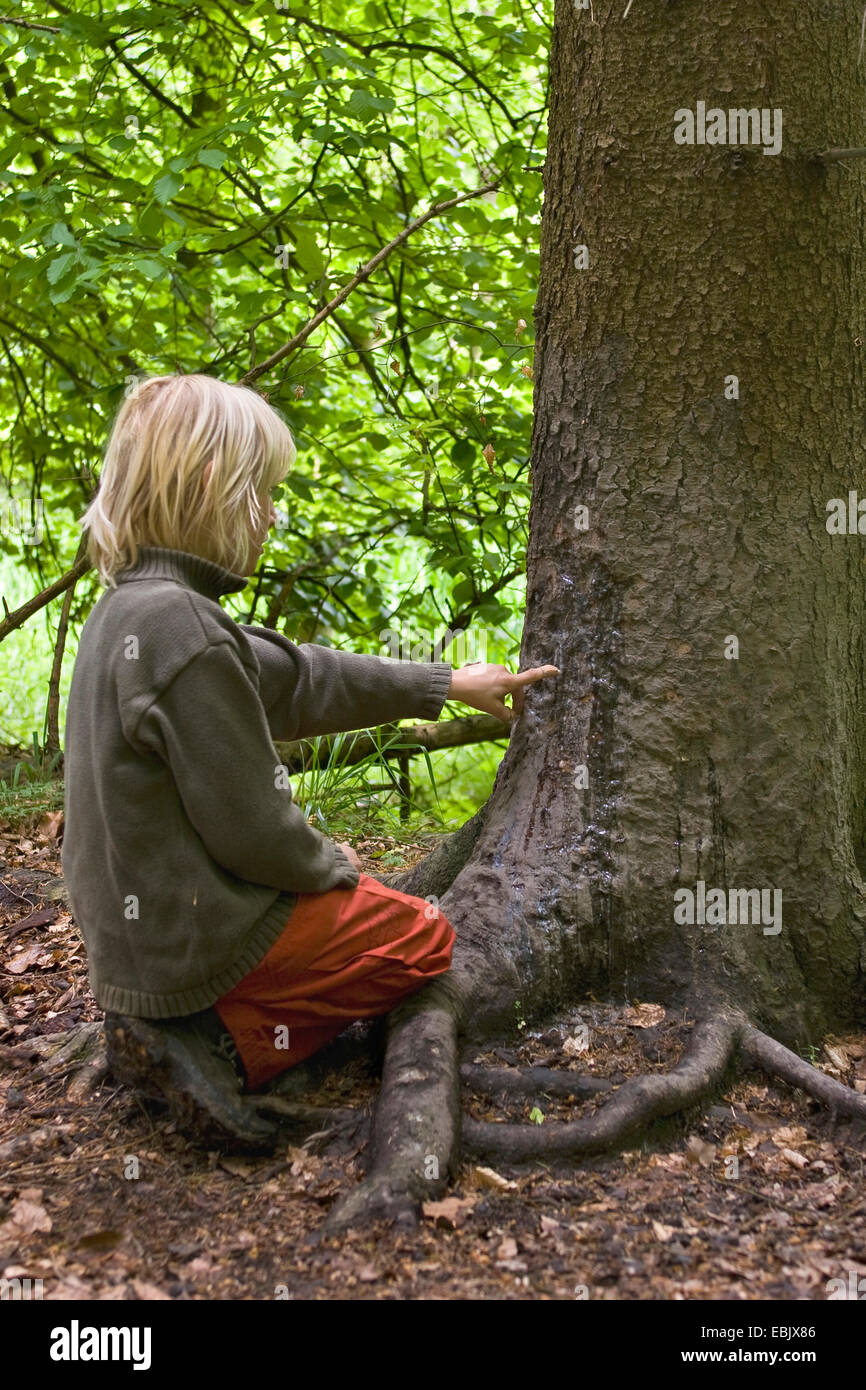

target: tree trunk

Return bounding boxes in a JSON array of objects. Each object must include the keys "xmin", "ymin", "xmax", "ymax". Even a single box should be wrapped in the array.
[{"xmin": 443, "ymin": 0, "xmax": 866, "ymax": 1048}]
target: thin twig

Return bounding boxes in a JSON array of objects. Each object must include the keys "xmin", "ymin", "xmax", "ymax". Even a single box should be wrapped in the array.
[
  {"xmin": 238, "ymin": 180, "xmax": 502, "ymax": 387},
  {"xmin": 0, "ymin": 876, "xmax": 37, "ymax": 908},
  {"xmin": 813, "ymin": 147, "xmax": 866, "ymax": 163},
  {"xmin": 0, "ymin": 15, "xmax": 60, "ymax": 30},
  {"xmin": 44, "ymin": 534, "xmax": 87, "ymax": 753}
]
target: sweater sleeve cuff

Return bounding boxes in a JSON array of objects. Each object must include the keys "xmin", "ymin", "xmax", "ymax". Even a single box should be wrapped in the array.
[{"xmin": 417, "ymin": 662, "xmax": 452, "ymax": 721}]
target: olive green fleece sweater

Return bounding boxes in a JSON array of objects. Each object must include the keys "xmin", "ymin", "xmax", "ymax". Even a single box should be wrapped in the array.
[{"xmin": 60, "ymin": 546, "xmax": 453, "ymax": 1019}]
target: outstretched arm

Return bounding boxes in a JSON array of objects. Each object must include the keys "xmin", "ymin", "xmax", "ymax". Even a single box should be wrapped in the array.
[
  {"xmin": 239, "ymin": 623, "xmax": 452, "ymax": 741},
  {"xmin": 241, "ymin": 623, "xmax": 560, "ymax": 740}
]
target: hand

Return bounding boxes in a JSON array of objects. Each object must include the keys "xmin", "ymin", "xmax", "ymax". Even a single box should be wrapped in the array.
[
  {"xmin": 336, "ymin": 841, "xmax": 362, "ymax": 871},
  {"xmin": 447, "ymin": 661, "xmax": 560, "ymax": 724}
]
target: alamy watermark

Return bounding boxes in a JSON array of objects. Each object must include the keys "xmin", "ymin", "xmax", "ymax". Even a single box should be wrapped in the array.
[
  {"xmin": 0, "ymin": 498, "xmax": 43, "ymax": 544},
  {"xmin": 1, "ymin": 1276, "xmax": 43, "ymax": 1299},
  {"xmin": 49, "ymin": 1321, "xmax": 151, "ymax": 1370},
  {"xmin": 674, "ymin": 880, "xmax": 782, "ymax": 936},
  {"xmin": 674, "ymin": 103, "xmax": 782, "ymax": 157},
  {"xmin": 378, "ymin": 622, "xmax": 489, "ymax": 665}
]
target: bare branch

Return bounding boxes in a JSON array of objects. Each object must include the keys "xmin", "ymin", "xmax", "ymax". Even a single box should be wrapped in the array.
[
  {"xmin": 0, "ymin": 552, "xmax": 92, "ymax": 645},
  {"xmin": 0, "ymin": 15, "xmax": 60, "ymax": 31},
  {"xmin": 812, "ymin": 146, "xmax": 866, "ymax": 163}
]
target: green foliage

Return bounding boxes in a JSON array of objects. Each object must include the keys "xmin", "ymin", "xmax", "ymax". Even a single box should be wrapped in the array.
[
  {"xmin": 0, "ymin": 732, "xmax": 64, "ymax": 830},
  {"xmin": 0, "ymin": 0, "xmax": 548, "ymax": 821},
  {"xmin": 290, "ymin": 723, "xmax": 446, "ymax": 836}
]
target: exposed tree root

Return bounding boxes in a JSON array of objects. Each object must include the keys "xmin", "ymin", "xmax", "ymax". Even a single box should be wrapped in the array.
[
  {"xmin": 377, "ymin": 804, "xmax": 489, "ymax": 901},
  {"xmin": 460, "ymin": 1062, "xmax": 614, "ymax": 1101},
  {"xmin": 323, "ymin": 980, "xmax": 463, "ymax": 1231},
  {"xmin": 10, "ymin": 992, "xmax": 866, "ymax": 1225},
  {"xmin": 0, "ymin": 1021, "xmax": 103, "ymax": 1070},
  {"xmin": 12, "ymin": 824, "xmax": 866, "ymax": 1225},
  {"xmin": 739, "ymin": 1025, "xmax": 866, "ymax": 1122},
  {"xmin": 253, "ymin": 1093, "xmax": 368, "ymax": 1141},
  {"xmin": 461, "ymin": 1014, "xmax": 742, "ymax": 1164}
]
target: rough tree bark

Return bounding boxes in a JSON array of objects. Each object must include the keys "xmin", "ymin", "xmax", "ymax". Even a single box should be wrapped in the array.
[{"xmin": 321, "ymin": 0, "xmax": 866, "ymax": 1228}]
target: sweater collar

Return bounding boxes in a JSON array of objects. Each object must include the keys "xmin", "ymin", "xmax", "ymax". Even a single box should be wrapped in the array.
[{"xmin": 114, "ymin": 547, "xmax": 249, "ymax": 600}]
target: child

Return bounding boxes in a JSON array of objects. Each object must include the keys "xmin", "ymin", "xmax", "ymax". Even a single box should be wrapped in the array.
[{"xmin": 61, "ymin": 373, "xmax": 557, "ymax": 1119}]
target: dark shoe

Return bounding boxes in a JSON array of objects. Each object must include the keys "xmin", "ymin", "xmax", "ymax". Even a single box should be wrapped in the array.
[{"xmin": 104, "ymin": 1008, "xmax": 277, "ymax": 1151}]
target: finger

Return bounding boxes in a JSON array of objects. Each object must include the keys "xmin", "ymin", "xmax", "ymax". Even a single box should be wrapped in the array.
[{"xmin": 508, "ymin": 664, "xmax": 560, "ymax": 689}]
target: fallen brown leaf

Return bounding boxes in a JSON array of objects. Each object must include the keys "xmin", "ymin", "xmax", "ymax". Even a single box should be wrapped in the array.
[
  {"xmin": 421, "ymin": 1195, "xmax": 477, "ymax": 1229},
  {"xmin": 469, "ymin": 1165, "xmax": 517, "ymax": 1193},
  {"xmin": 7, "ymin": 1191, "xmax": 52, "ymax": 1234},
  {"xmin": 622, "ymin": 1003, "xmax": 666, "ymax": 1028},
  {"xmin": 685, "ymin": 1135, "xmax": 717, "ymax": 1166}
]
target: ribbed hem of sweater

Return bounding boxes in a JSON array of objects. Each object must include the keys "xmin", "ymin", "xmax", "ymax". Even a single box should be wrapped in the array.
[{"xmin": 92, "ymin": 890, "xmax": 299, "ymax": 1020}]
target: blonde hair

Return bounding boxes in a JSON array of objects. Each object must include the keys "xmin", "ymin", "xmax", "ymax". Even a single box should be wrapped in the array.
[{"xmin": 82, "ymin": 373, "xmax": 296, "ymax": 586}]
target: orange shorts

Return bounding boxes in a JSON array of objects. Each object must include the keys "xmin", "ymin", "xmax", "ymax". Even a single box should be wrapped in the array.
[{"xmin": 214, "ymin": 872, "xmax": 455, "ymax": 1091}]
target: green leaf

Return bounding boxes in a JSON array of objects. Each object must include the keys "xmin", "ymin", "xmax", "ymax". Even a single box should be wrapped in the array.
[
  {"xmin": 46, "ymin": 252, "xmax": 75, "ymax": 284},
  {"xmin": 286, "ymin": 474, "xmax": 314, "ymax": 501},
  {"xmin": 48, "ymin": 280, "xmax": 79, "ymax": 305},
  {"xmin": 452, "ymin": 578, "xmax": 476, "ymax": 606},
  {"xmin": 48, "ymin": 221, "xmax": 76, "ymax": 247},
  {"xmin": 197, "ymin": 148, "xmax": 226, "ymax": 169},
  {"xmin": 451, "ymin": 438, "xmax": 475, "ymax": 465},
  {"xmin": 130, "ymin": 258, "xmax": 168, "ymax": 280},
  {"xmin": 346, "ymin": 88, "xmax": 394, "ymax": 122},
  {"xmin": 153, "ymin": 172, "xmax": 183, "ymax": 205},
  {"xmin": 292, "ymin": 226, "xmax": 325, "ymax": 277}
]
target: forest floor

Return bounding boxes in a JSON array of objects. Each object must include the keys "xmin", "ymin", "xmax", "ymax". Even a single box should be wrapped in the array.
[{"xmin": 2, "ymin": 810, "xmax": 866, "ymax": 1302}]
